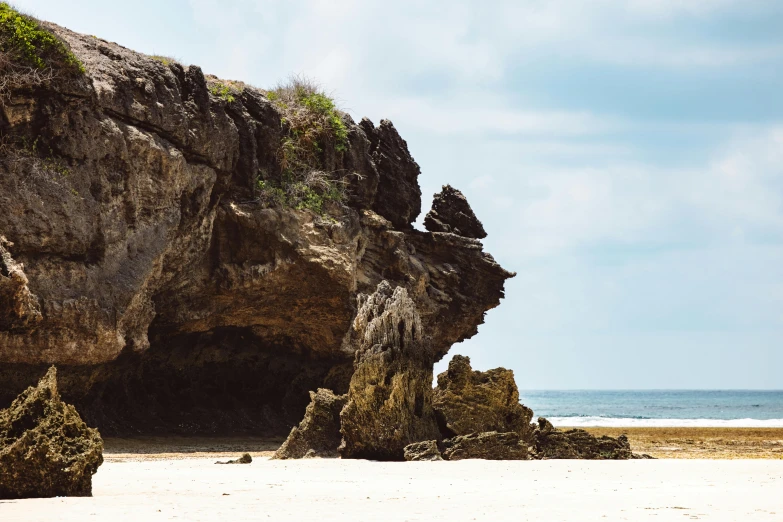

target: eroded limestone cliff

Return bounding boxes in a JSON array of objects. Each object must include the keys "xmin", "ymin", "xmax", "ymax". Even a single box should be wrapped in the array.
[{"xmin": 0, "ymin": 21, "xmax": 513, "ymax": 435}]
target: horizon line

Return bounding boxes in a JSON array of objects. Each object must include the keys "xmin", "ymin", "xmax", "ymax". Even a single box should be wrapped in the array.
[{"xmin": 518, "ymin": 389, "xmax": 783, "ymax": 392}]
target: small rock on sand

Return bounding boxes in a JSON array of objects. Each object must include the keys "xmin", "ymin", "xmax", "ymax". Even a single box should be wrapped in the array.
[{"xmin": 215, "ymin": 453, "xmax": 252, "ymax": 464}]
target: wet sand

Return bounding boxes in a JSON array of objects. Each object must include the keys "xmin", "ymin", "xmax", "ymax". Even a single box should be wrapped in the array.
[
  {"xmin": 101, "ymin": 427, "xmax": 783, "ymax": 462},
  {"xmin": 1, "ymin": 458, "xmax": 781, "ymax": 521},
  {"xmin": 581, "ymin": 427, "xmax": 783, "ymax": 459},
  {"xmin": 103, "ymin": 436, "xmax": 283, "ymax": 461}
]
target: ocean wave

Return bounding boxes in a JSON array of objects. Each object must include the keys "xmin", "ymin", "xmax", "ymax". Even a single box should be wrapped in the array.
[{"xmin": 547, "ymin": 416, "xmax": 783, "ymax": 428}]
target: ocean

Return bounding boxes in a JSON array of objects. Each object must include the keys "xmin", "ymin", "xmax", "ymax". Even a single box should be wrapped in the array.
[{"xmin": 520, "ymin": 390, "xmax": 783, "ymax": 427}]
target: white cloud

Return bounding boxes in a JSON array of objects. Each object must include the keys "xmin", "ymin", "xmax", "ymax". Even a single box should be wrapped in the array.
[
  {"xmin": 622, "ymin": 0, "xmax": 748, "ymax": 18},
  {"xmin": 186, "ymin": 0, "xmax": 781, "ymax": 93},
  {"xmin": 376, "ymin": 97, "xmax": 622, "ymax": 137},
  {"xmin": 180, "ymin": 0, "xmax": 783, "ymax": 265},
  {"xmin": 488, "ymin": 127, "xmax": 783, "ymax": 260}
]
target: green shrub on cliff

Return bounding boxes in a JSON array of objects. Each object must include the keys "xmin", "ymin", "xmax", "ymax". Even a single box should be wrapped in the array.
[
  {"xmin": 256, "ymin": 171, "xmax": 345, "ymax": 215},
  {"xmin": 0, "ymin": 2, "xmax": 83, "ymax": 73},
  {"xmin": 257, "ymin": 76, "xmax": 349, "ymax": 215},
  {"xmin": 209, "ymin": 81, "xmax": 236, "ymax": 103},
  {"xmin": 266, "ymin": 76, "xmax": 348, "ymax": 162}
]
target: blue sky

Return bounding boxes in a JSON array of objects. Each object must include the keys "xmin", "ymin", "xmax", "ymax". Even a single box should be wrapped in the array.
[{"xmin": 16, "ymin": 0, "xmax": 783, "ymax": 388}]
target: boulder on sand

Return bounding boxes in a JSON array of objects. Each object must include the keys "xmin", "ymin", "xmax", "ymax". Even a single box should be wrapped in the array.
[
  {"xmin": 0, "ymin": 367, "xmax": 103, "ymax": 499},
  {"xmin": 433, "ymin": 355, "xmax": 533, "ymax": 440},
  {"xmin": 403, "ymin": 440, "xmax": 443, "ymax": 461},
  {"xmin": 532, "ymin": 417, "xmax": 634, "ymax": 460},
  {"xmin": 273, "ymin": 388, "xmax": 347, "ymax": 459},
  {"xmin": 215, "ymin": 453, "xmax": 252, "ymax": 464},
  {"xmin": 442, "ymin": 431, "xmax": 528, "ymax": 460}
]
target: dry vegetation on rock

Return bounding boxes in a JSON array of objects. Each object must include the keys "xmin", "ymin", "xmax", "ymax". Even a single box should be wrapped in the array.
[
  {"xmin": 256, "ymin": 76, "xmax": 351, "ymax": 215},
  {"xmin": 0, "ymin": 2, "xmax": 83, "ymax": 100}
]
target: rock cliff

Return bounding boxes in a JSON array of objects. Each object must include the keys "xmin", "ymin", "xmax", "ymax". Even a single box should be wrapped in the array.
[{"xmin": 0, "ymin": 19, "xmax": 513, "ymax": 435}]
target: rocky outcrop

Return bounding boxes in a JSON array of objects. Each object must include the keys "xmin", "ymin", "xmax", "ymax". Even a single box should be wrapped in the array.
[
  {"xmin": 532, "ymin": 418, "xmax": 634, "ymax": 460},
  {"xmin": 273, "ymin": 388, "xmax": 347, "ymax": 459},
  {"xmin": 339, "ymin": 282, "xmax": 440, "ymax": 460},
  {"xmin": 442, "ymin": 432, "xmax": 528, "ymax": 461},
  {"xmin": 0, "ymin": 20, "xmax": 513, "ymax": 435},
  {"xmin": 433, "ymin": 355, "xmax": 533, "ymax": 440},
  {"xmin": 428, "ymin": 359, "xmax": 637, "ymax": 461},
  {"xmin": 403, "ymin": 440, "xmax": 443, "ymax": 461},
  {"xmin": 2, "ymin": 14, "xmax": 642, "ymax": 463},
  {"xmin": 0, "ymin": 367, "xmax": 103, "ymax": 499},
  {"xmin": 424, "ymin": 185, "xmax": 487, "ymax": 239},
  {"xmin": 359, "ymin": 118, "xmax": 421, "ymax": 230},
  {"xmin": 402, "ymin": 433, "xmax": 529, "ymax": 462}
]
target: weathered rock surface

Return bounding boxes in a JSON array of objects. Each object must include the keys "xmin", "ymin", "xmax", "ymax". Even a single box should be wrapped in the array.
[
  {"xmin": 0, "ymin": 21, "xmax": 513, "ymax": 435},
  {"xmin": 442, "ymin": 431, "xmax": 528, "ymax": 460},
  {"xmin": 273, "ymin": 388, "xmax": 347, "ymax": 459},
  {"xmin": 532, "ymin": 418, "xmax": 634, "ymax": 460},
  {"xmin": 433, "ymin": 355, "xmax": 533, "ymax": 440},
  {"xmin": 339, "ymin": 282, "xmax": 440, "ymax": 460},
  {"xmin": 424, "ymin": 185, "xmax": 487, "ymax": 239},
  {"xmin": 0, "ymin": 367, "xmax": 103, "ymax": 499},
  {"xmin": 430, "ymin": 360, "xmax": 637, "ymax": 460},
  {"xmin": 403, "ymin": 440, "xmax": 443, "ymax": 461},
  {"xmin": 359, "ymin": 118, "xmax": 421, "ymax": 230},
  {"xmin": 0, "ymin": 236, "xmax": 42, "ymax": 331}
]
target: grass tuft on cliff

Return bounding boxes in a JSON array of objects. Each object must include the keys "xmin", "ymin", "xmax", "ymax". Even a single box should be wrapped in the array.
[
  {"xmin": 257, "ymin": 171, "xmax": 345, "ymax": 215},
  {"xmin": 0, "ymin": 2, "xmax": 83, "ymax": 74},
  {"xmin": 149, "ymin": 54, "xmax": 180, "ymax": 67},
  {"xmin": 257, "ymin": 76, "xmax": 350, "ymax": 215},
  {"xmin": 266, "ymin": 75, "xmax": 348, "ymax": 161}
]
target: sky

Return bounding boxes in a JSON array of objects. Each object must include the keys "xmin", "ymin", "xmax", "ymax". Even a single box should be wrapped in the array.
[{"xmin": 14, "ymin": 0, "xmax": 783, "ymax": 389}]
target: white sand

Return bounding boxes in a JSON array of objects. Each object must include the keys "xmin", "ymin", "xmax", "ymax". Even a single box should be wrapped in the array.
[{"xmin": 1, "ymin": 459, "xmax": 781, "ymax": 521}]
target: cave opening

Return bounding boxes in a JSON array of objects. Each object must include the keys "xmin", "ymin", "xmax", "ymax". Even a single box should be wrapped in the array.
[{"xmin": 0, "ymin": 327, "xmax": 354, "ymax": 437}]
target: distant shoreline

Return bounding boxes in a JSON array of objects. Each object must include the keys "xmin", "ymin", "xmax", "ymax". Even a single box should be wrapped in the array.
[
  {"xmin": 523, "ymin": 390, "xmax": 783, "ymax": 431},
  {"xmin": 580, "ymin": 427, "xmax": 783, "ymax": 459},
  {"xmin": 549, "ymin": 417, "xmax": 783, "ymax": 428}
]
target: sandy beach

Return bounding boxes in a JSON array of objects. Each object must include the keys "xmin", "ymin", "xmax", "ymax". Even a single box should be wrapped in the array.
[
  {"xmin": 1, "ymin": 456, "xmax": 781, "ymax": 521},
  {"xmin": 3, "ymin": 432, "xmax": 783, "ymax": 521}
]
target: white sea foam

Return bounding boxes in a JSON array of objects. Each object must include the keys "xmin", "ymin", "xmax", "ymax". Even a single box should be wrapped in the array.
[{"xmin": 548, "ymin": 417, "xmax": 783, "ymax": 428}]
